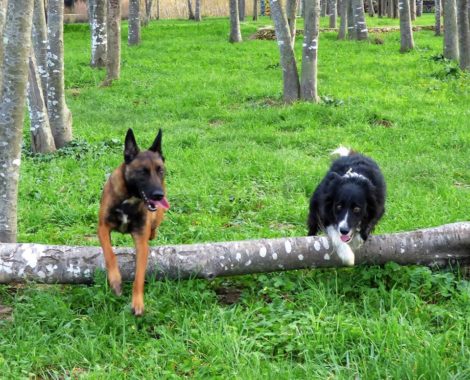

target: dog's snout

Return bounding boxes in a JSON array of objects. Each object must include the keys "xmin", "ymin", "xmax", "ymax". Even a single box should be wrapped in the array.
[
  {"xmin": 339, "ymin": 227, "xmax": 350, "ymax": 236},
  {"xmin": 150, "ymin": 190, "xmax": 164, "ymax": 201}
]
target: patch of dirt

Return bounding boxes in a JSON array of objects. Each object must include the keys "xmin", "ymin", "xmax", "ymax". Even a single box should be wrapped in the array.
[
  {"xmin": 0, "ymin": 305, "xmax": 13, "ymax": 322},
  {"xmin": 214, "ymin": 286, "xmax": 244, "ymax": 305}
]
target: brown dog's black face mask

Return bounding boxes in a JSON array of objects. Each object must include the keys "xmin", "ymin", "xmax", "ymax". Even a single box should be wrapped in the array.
[{"xmin": 123, "ymin": 129, "xmax": 170, "ymax": 212}]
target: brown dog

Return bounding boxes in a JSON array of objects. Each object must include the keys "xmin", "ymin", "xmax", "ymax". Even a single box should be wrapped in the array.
[{"xmin": 98, "ymin": 128, "xmax": 169, "ymax": 315}]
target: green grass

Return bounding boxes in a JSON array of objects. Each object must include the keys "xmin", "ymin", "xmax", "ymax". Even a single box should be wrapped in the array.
[{"xmin": 1, "ymin": 15, "xmax": 469, "ymax": 378}]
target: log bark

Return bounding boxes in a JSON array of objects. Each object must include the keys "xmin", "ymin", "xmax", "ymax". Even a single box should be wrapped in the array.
[
  {"xmin": 0, "ymin": 223, "xmax": 469, "ymax": 284},
  {"xmin": 443, "ymin": 0, "xmax": 459, "ymax": 61},
  {"xmin": 229, "ymin": 0, "xmax": 242, "ymax": 42},
  {"xmin": 301, "ymin": 0, "xmax": 320, "ymax": 102},
  {"xmin": 0, "ymin": 0, "xmax": 35, "ymax": 243},
  {"xmin": 269, "ymin": 0, "xmax": 301, "ymax": 102},
  {"xmin": 47, "ymin": 0, "xmax": 73, "ymax": 149},
  {"xmin": 399, "ymin": 0, "xmax": 415, "ymax": 52}
]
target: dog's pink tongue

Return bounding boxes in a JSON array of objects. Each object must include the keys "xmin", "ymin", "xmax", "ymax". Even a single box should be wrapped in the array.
[
  {"xmin": 340, "ymin": 235, "xmax": 350, "ymax": 242},
  {"xmin": 156, "ymin": 197, "xmax": 170, "ymax": 210}
]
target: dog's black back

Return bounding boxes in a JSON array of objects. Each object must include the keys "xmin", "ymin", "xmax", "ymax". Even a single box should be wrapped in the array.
[{"xmin": 308, "ymin": 151, "xmax": 386, "ymax": 241}]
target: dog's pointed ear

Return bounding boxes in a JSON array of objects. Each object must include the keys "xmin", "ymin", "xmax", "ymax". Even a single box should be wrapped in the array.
[
  {"xmin": 149, "ymin": 129, "xmax": 164, "ymax": 159},
  {"xmin": 124, "ymin": 128, "xmax": 139, "ymax": 164}
]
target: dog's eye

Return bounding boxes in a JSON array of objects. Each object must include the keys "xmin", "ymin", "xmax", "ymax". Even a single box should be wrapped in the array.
[
  {"xmin": 353, "ymin": 207, "xmax": 361, "ymax": 214},
  {"xmin": 156, "ymin": 167, "xmax": 164, "ymax": 175},
  {"xmin": 336, "ymin": 204, "xmax": 342, "ymax": 211}
]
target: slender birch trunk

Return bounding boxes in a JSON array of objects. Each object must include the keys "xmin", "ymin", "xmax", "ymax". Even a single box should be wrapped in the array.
[
  {"xmin": 47, "ymin": 0, "xmax": 73, "ymax": 149},
  {"xmin": 456, "ymin": 0, "xmax": 469, "ymax": 70},
  {"xmin": 187, "ymin": 0, "xmax": 195, "ymax": 19},
  {"xmin": 368, "ymin": 0, "xmax": 375, "ymax": 15},
  {"xmin": 31, "ymin": 0, "xmax": 49, "ymax": 100},
  {"xmin": 0, "ymin": 0, "xmax": 35, "ymax": 243},
  {"xmin": 321, "ymin": 0, "xmax": 327, "ymax": 15},
  {"xmin": 90, "ymin": 0, "xmax": 107, "ymax": 67},
  {"xmin": 435, "ymin": 0, "xmax": 442, "ymax": 35},
  {"xmin": 329, "ymin": 0, "xmax": 338, "ymax": 26},
  {"xmin": 339, "ymin": 0, "xmax": 349, "ymax": 38},
  {"xmin": 1, "ymin": 223, "xmax": 468, "ymax": 283},
  {"xmin": 253, "ymin": 0, "xmax": 259, "ymax": 20},
  {"xmin": 229, "ymin": 0, "xmax": 242, "ymax": 42},
  {"xmin": 416, "ymin": 0, "xmax": 422, "ymax": 15},
  {"xmin": 286, "ymin": 0, "xmax": 299, "ymax": 46},
  {"xmin": 443, "ymin": 0, "xmax": 459, "ymax": 60},
  {"xmin": 399, "ymin": 0, "xmax": 415, "ymax": 52},
  {"xmin": 347, "ymin": 0, "xmax": 357, "ymax": 38},
  {"xmin": 238, "ymin": 0, "xmax": 246, "ymax": 21},
  {"xmin": 269, "ymin": 0, "xmax": 301, "ymax": 102},
  {"xmin": 104, "ymin": 0, "xmax": 121, "ymax": 84},
  {"xmin": 128, "ymin": 0, "xmax": 141, "ymax": 45},
  {"xmin": 352, "ymin": 0, "xmax": 368, "ymax": 39},
  {"xmin": 27, "ymin": 55, "xmax": 56, "ymax": 154},
  {"xmin": 301, "ymin": 0, "xmax": 320, "ymax": 102},
  {"xmin": 0, "ymin": 0, "xmax": 7, "ymax": 92},
  {"xmin": 195, "ymin": 0, "xmax": 202, "ymax": 20}
]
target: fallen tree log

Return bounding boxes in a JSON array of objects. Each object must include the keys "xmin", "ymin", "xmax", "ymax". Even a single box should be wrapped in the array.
[{"xmin": 0, "ymin": 222, "xmax": 469, "ymax": 284}]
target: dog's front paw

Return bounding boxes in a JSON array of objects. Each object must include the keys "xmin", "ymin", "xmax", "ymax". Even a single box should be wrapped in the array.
[
  {"xmin": 131, "ymin": 296, "xmax": 145, "ymax": 316},
  {"xmin": 108, "ymin": 270, "xmax": 122, "ymax": 296},
  {"xmin": 337, "ymin": 244, "xmax": 355, "ymax": 266}
]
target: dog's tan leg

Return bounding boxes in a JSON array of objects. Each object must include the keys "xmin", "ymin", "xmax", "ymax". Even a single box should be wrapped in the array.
[
  {"xmin": 131, "ymin": 232, "xmax": 149, "ymax": 316},
  {"xmin": 98, "ymin": 223, "xmax": 122, "ymax": 296}
]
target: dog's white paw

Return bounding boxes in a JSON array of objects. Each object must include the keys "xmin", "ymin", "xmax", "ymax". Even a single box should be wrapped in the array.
[{"xmin": 337, "ymin": 244, "xmax": 355, "ymax": 266}]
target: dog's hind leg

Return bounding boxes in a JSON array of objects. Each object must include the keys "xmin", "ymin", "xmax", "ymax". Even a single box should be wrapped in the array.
[
  {"xmin": 131, "ymin": 232, "xmax": 150, "ymax": 316},
  {"xmin": 98, "ymin": 224, "xmax": 122, "ymax": 296}
]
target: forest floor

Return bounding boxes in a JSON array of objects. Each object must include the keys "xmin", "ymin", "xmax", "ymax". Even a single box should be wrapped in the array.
[{"xmin": 1, "ymin": 14, "xmax": 469, "ymax": 379}]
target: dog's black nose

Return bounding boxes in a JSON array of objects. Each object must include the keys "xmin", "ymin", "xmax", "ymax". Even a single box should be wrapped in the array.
[
  {"xmin": 340, "ymin": 227, "xmax": 350, "ymax": 235},
  {"xmin": 150, "ymin": 190, "xmax": 164, "ymax": 201}
]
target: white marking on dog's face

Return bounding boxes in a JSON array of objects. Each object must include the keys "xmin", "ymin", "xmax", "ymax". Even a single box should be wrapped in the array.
[
  {"xmin": 326, "ymin": 225, "xmax": 355, "ymax": 266},
  {"xmin": 338, "ymin": 212, "xmax": 349, "ymax": 232}
]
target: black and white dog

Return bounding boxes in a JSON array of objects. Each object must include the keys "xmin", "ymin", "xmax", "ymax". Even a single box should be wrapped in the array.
[{"xmin": 307, "ymin": 147, "xmax": 386, "ymax": 266}]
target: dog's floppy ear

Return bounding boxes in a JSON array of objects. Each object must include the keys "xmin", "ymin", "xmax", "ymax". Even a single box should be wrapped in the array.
[
  {"xmin": 124, "ymin": 128, "xmax": 139, "ymax": 164},
  {"xmin": 149, "ymin": 129, "xmax": 163, "ymax": 159},
  {"xmin": 324, "ymin": 172, "xmax": 342, "ymax": 192}
]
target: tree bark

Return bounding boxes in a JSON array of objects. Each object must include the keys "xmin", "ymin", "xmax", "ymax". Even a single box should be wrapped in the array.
[
  {"xmin": 229, "ymin": 0, "xmax": 242, "ymax": 42},
  {"xmin": 253, "ymin": 0, "xmax": 259, "ymax": 20},
  {"xmin": 1, "ymin": 223, "xmax": 469, "ymax": 284},
  {"xmin": 301, "ymin": 0, "xmax": 320, "ymax": 102},
  {"xmin": 416, "ymin": 0, "xmax": 422, "ymax": 15},
  {"xmin": 348, "ymin": 0, "xmax": 358, "ymax": 38},
  {"xmin": 27, "ymin": 54, "xmax": 56, "ymax": 154},
  {"xmin": 321, "ymin": 0, "xmax": 327, "ymax": 15},
  {"xmin": 238, "ymin": 0, "xmax": 246, "ymax": 21},
  {"xmin": 269, "ymin": 0, "xmax": 301, "ymax": 102},
  {"xmin": 195, "ymin": 0, "xmax": 202, "ymax": 21},
  {"xmin": 410, "ymin": 0, "xmax": 416, "ymax": 19},
  {"xmin": 399, "ymin": 0, "xmax": 415, "ymax": 52},
  {"xmin": 352, "ymin": 0, "xmax": 368, "ymax": 39},
  {"xmin": 329, "ymin": 0, "xmax": 338, "ymax": 27},
  {"xmin": 0, "ymin": 0, "xmax": 7, "ymax": 93},
  {"xmin": 456, "ymin": 0, "xmax": 470, "ymax": 70},
  {"xmin": 104, "ymin": 0, "xmax": 121, "ymax": 84},
  {"xmin": 47, "ymin": 0, "xmax": 73, "ymax": 149},
  {"xmin": 435, "ymin": 0, "xmax": 442, "ymax": 35},
  {"xmin": 187, "ymin": 0, "xmax": 195, "ymax": 19},
  {"xmin": 443, "ymin": 0, "xmax": 459, "ymax": 60},
  {"xmin": 287, "ymin": 0, "xmax": 299, "ymax": 46},
  {"xmin": 0, "ymin": 0, "xmax": 35, "ymax": 243},
  {"xmin": 338, "ymin": 0, "xmax": 349, "ymax": 39},
  {"xmin": 90, "ymin": 0, "xmax": 107, "ymax": 67},
  {"xmin": 128, "ymin": 0, "xmax": 141, "ymax": 45},
  {"xmin": 31, "ymin": 0, "xmax": 49, "ymax": 100},
  {"xmin": 368, "ymin": 0, "xmax": 375, "ymax": 16}
]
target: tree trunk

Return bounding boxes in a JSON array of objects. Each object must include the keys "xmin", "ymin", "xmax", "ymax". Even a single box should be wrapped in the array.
[
  {"xmin": 301, "ymin": 0, "xmax": 320, "ymax": 102},
  {"xmin": 347, "ymin": 0, "xmax": 357, "ymax": 38},
  {"xmin": 269, "ymin": 0, "xmax": 301, "ymax": 102},
  {"xmin": 31, "ymin": 0, "xmax": 49, "ymax": 101},
  {"xmin": 352, "ymin": 0, "xmax": 368, "ymax": 39},
  {"xmin": 456, "ymin": 0, "xmax": 469, "ymax": 70},
  {"xmin": 261, "ymin": 0, "xmax": 266, "ymax": 15},
  {"xmin": 90, "ymin": 0, "xmax": 107, "ymax": 67},
  {"xmin": 321, "ymin": 0, "xmax": 327, "ymax": 15},
  {"xmin": 329, "ymin": 0, "xmax": 338, "ymax": 26},
  {"xmin": 399, "ymin": 0, "xmax": 415, "ymax": 51},
  {"xmin": 253, "ymin": 0, "xmax": 259, "ymax": 20},
  {"xmin": 286, "ymin": 0, "xmax": 299, "ymax": 46},
  {"xmin": 0, "ymin": 0, "xmax": 35, "ymax": 243},
  {"xmin": 47, "ymin": 0, "xmax": 73, "ymax": 149},
  {"xmin": 388, "ymin": 0, "xmax": 394, "ymax": 17},
  {"xmin": 27, "ymin": 55, "xmax": 56, "ymax": 154},
  {"xmin": 229, "ymin": 0, "xmax": 242, "ymax": 42},
  {"xmin": 416, "ymin": 0, "xmax": 422, "ymax": 15},
  {"xmin": 435, "ymin": 0, "xmax": 442, "ymax": 35},
  {"xmin": 104, "ymin": 0, "xmax": 121, "ymax": 84},
  {"xmin": 410, "ymin": 0, "xmax": 416, "ymax": 19},
  {"xmin": 1, "ymin": 223, "xmax": 469, "ymax": 284},
  {"xmin": 195, "ymin": 0, "xmax": 202, "ymax": 21},
  {"xmin": 128, "ymin": 0, "xmax": 141, "ymax": 45},
  {"xmin": 368, "ymin": 0, "xmax": 375, "ymax": 15},
  {"xmin": 339, "ymin": 0, "xmax": 349, "ymax": 38},
  {"xmin": 238, "ymin": 0, "xmax": 246, "ymax": 21},
  {"xmin": 0, "ymin": 0, "xmax": 7, "ymax": 92},
  {"xmin": 443, "ymin": 0, "xmax": 459, "ymax": 60}
]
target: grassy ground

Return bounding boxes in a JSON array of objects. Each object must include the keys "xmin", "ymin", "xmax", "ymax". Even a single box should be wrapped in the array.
[{"xmin": 1, "ymin": 14, "xmax": 469, "ymax": 378}]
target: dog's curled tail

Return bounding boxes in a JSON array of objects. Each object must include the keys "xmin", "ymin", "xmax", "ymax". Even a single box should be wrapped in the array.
[{"xmin": 331, "ymin": 146, "xmax": 354, "ymax": 158}]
